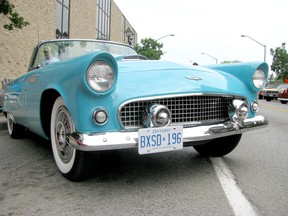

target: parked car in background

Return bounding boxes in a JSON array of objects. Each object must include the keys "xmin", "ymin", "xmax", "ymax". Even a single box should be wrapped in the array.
[
  {"xmin": 258, "ymin": 82, "xmax": 271, "ymax": 99},
  {"xmin": 0, "ymin": 89, "xmax": 3, "ymax": 113},
  {"xmin": 277, "ymin": 84, "xmax": 288, "ymax": 104},
  {"xmin": 258, "ymin": 89, "xmax": 264, "ymax": 99},
  {"xmin": 2, "ymin": 39, "xmax": 269, "ymax": 181},
  {"xmin": 262, "ymin": 83, "xmax": 283, "ymax": 101}
]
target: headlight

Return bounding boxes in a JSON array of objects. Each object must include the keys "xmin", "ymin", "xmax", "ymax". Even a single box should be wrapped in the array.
[
  {"xmin": 86, "ymin": 61, "xmax": 115, "ymax": 92},
  {"xmin": 253, "ymin": 68, "xmax": 265, "ymax": 89}
]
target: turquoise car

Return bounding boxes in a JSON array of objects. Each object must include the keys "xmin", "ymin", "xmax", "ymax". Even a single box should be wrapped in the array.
[{"xmin": 3, "ymin": 39, "xmax": 268, "ymax": 181}]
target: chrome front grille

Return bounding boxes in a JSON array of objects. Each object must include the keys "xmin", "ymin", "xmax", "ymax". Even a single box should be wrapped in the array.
[
  {"xmin": 264, "ymin": 90, "xmax": 278, "ymax": 94},
  {"xmin": 119, "ymin": 95, "xmax": 236, "ymax": 129}
]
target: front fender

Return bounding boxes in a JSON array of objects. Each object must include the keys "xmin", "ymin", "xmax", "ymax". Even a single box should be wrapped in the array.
[
  {"xmin": 43, "ymin": 52, "xmax": 119, "ymax": 133},
  {"xmin": 205, "ymin": 62, "xmax": 269, "ymax": 92}
]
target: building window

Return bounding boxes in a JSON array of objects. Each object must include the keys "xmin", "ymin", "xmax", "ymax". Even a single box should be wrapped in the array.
[
  {"xmin": 56, "ymin": 0, "xmax": 70, "ymax": 39},
  {"xmin": 96, "ymin": 0, "xmax": 111, "ymax": 40}
]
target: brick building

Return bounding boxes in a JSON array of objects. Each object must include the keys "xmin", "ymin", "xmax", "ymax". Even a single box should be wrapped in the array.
[{"xmin": 0, "ymin": 0, "xmax": 137, "ymax": 83}]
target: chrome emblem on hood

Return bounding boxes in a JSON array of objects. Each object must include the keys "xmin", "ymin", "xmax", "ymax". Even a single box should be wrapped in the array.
[{"xmin": 185, "ymin": 76, "xmax": 203, "ymax": 81}]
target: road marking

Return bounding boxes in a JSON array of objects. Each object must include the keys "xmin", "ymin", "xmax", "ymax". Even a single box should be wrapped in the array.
[
  {"xmin": 210, "ymin": 157, "xmax": 259, "ymax": 216},
  {"xmin": 260, "ymin": 104, "xmax": 288, "ymax": 112}
]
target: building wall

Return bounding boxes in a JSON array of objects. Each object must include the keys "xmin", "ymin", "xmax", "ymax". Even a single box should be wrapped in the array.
[
  {"xmin": 110, "ymin": 1, "xmax": 137, "ymax": 45},
  {"xmin": 0, "ymin": 0, "xmax": 136, "ymax": 83},
  {"xmin": 0, "ymin": 0, "xmax": 56, "ymax": 80},
  {"xmin": 69, "ymin": 0, "xmax": 96, "ymax": 39},
  {"xmin": 110, "ymin": 1, "xmax": 122, "ymax": 42}
]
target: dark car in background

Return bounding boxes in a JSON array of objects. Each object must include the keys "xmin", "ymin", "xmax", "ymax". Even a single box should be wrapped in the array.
[{"xmin": 277, "ymin": 84, "xmax": 288, "ymax": 104}]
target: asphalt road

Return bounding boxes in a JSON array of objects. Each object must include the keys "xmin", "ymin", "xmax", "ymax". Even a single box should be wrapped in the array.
[
  {"xmin": 225, "ymin": 100, "xmax": 288, "ymax": 216},
  {"xmin": 0, "ymin": 99, "xmax": 287, "ymax": 216}
]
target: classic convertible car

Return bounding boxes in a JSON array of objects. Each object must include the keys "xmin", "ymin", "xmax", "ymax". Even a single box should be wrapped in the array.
[{"xmin": 3, "ymin": 39, "xmax": 268, "ymax": 181}]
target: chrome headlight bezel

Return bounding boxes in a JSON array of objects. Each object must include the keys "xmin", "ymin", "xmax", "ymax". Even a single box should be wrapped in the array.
[
  {"xmin": 252, "ymin": 68, "xmax": 266, "ymax": 89},
  {"xmin": 86, "ymin": 61, "xmax": 115, "ymax": 93}
]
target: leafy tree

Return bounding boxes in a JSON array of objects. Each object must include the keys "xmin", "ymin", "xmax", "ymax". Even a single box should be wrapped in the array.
[
  {"xmin": 268, "ymin": 73, "xmax": 275, "ymax": 82},
  {"xmin": 0, "ymin": 0, "xmax": 29, "ymax": 30},
  {"xmin": 270, "ymin": 43, "xmax": 288, "ymax": 82},
  {"xmin": 134, "ymin": 38, "xmax": 163, "ymax": 60}
]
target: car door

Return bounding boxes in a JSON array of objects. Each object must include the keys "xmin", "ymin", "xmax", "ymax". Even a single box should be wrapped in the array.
[{"xmin": 4, "ymin": 75, "xmax": 29, "ymax": 126}]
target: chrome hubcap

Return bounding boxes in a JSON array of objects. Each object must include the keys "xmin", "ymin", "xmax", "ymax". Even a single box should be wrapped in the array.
[{"xmin": 55, "ymin": 107, "xmax": 74, "ymax": 164}]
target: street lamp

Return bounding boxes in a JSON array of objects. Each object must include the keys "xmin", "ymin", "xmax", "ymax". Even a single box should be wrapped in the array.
[
  {"xmin": 125, "ymin": 27, "xmax": 134, "ymax": 45},
  {"xmin": 156, "ymin": 34, "xmax": 175, "ymax": 41},
  {"xmin": 201, "ymin": 52, "xmax": 218, "ymax": 64},
  {"xmin": 241, "ymin": 35, "xmax": 266, "ymax": 62}
]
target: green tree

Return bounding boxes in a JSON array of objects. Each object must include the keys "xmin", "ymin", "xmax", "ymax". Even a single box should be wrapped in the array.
[
  {"xmin": 0, "ymin": 0, "xmax": 29, "ymax": 30},
  {"xmin": 268, "ymin": 73, "xmax": 275, "ymax": 82},
  {"xmin": 270, "ymin": 43, "xmax": 288, "ymax": 82},
  {"xmin": 134, "ymin": 38, "xmax": 163, "ymax": 60}
]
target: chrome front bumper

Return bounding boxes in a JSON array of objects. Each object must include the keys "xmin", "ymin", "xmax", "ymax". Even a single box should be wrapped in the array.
[
  {"xmin": 68, "ymin": 115, "xmax": 268, "ymax": 151},
  {"xmin": 278, "ymin": 98, "xmax": 288, "ymax": 101}
]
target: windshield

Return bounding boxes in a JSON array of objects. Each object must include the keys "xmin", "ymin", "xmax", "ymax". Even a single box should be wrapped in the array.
[
  {"xmin": 277, "ymin": 84, "xmax": 288, "ymax": 89},
  {"xmin": 31, "ymin": 40, "xmax": 137, "ymax": 69},
  {"xmin": 265, "ymin": 83, "xmax": 279, "ymax": 89}
]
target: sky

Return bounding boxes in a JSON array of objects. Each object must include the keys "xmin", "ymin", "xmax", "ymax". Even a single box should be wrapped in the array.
[{"xmin": 113, "ymin": 0, "xmax": 288, "ymax": 71}]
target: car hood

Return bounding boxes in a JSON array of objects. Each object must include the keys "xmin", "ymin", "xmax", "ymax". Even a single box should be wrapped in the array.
[
  {"xmin": 263, "ymin": 88, "xmax": 280, "ymax": 92},
  {"xmin": 115, "ymin": 60, "xmax": 249, "ymax": 100}
]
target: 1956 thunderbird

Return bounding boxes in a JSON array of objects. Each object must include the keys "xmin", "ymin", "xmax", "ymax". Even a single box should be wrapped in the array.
[{"xmin": 3, "ymin": 39, "xmax": 268, "ymax": 181}]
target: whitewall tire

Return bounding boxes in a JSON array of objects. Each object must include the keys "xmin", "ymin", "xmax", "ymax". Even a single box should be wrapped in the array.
[
  {"xmin": 7, "ymin": 113, "xmax": 25, "ymax": 139},
  {"xmin": 50, "ymin": 96, "xmax": 98, "ymax": 181}
]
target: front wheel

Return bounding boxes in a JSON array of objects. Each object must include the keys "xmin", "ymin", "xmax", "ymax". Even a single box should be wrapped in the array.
[
  {"xmin": 280, "ymin": 101, "xmax": 287, "ymax": 104},
  {"xmin": 50, "ymin": 97, "xmax": 98, "ymax": 181},
  {"xmin": 193, "ymin": 134, "xmax": 242, "ymax": 157}
]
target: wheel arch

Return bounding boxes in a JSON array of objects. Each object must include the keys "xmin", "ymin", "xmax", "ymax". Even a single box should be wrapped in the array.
[{"xmin": 40, "ymin": 89, "xmax": 61, "ymax": 138}]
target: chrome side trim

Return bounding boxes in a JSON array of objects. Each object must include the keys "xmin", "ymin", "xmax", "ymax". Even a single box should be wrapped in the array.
[
  {"xmin": 68, "ymin": 115, "xmax": 268, "ymax": 151},
  {"xmin": 185, "ymin": 76, "xmax": 203, "ymax": 81}
]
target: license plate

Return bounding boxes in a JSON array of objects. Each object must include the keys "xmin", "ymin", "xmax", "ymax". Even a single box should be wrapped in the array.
[{"xmin": 138, "ymin": 126, "xmax": 183, "ymax": 155}]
